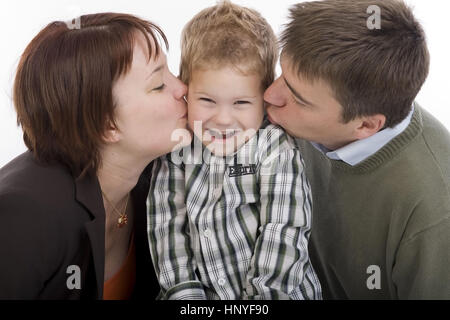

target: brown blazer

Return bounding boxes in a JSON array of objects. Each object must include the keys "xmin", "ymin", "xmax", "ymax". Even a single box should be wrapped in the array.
[{"xmin": 0, "ymin": 151, "xmax": 159, "ymax": 299}]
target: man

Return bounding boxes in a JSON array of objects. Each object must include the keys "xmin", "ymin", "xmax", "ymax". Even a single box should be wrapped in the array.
[{"xmin": 264, "ymin": 0, "xmax": 450, "ymax": 299}]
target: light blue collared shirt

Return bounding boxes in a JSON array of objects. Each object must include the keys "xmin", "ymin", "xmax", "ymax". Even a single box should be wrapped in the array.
[{"xmin": 311, "ymin": 106, "xmax": 415, "ymax": 166}]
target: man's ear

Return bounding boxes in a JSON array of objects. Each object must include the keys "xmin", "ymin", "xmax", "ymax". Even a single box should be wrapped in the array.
[{"xmin": 354, "ymin": 114, "xmax": 386, "ymax": 140}]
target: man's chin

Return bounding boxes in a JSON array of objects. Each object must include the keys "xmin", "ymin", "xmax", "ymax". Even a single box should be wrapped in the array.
[
  {"xmin": 280, "ymin": 126, "xmax": 301, "ymax": 139},
  {"xmin": 266, "ymin": 113, "xmax": 277, "ymax": 125}
]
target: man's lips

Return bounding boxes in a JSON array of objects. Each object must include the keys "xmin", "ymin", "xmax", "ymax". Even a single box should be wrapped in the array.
[{"xmin": 267, "ymin": 113, "xmax": 276, "ymax": 124}]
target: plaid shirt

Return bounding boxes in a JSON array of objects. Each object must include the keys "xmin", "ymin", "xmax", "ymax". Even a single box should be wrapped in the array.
[{"xmin": 147, "ymin": 121, "xmax": 322, "ymax": 299}]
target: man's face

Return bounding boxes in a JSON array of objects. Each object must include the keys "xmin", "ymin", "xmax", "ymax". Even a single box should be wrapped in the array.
[{"xmin": 264, "ymin": 55, "xmax": 359, "ymax": 150}]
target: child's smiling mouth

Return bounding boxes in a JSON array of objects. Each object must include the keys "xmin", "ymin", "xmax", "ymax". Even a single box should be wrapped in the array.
[{"xmin": 206, "ymin": 129, "xmax": 241, "ymax": 141}]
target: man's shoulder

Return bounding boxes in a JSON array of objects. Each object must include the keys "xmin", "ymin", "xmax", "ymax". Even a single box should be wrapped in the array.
[
  {"xmin": 417, "ymin": 105, "xmax": 450, "ymax": 173},
  {"xmin": 398, "ymin": 106, "xmax": 450, "ymax": 192},
  {"xmin": 397, "ymin": 106, "xmax": 450, "ymax": 234}
]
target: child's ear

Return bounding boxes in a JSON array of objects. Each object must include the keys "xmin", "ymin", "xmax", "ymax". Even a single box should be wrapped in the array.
[{"xmin": 354, "ymin": 114, "xmax": 386, "ymax": 140}]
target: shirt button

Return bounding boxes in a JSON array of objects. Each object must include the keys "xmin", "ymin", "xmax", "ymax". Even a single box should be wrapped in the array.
[
  {"xmin": 217, "ymin": 278, "xmax": 226, "ymax": 286},
  {"xmin": 203, "ymin": 229, "xmax": 211, "ymax": 238}
]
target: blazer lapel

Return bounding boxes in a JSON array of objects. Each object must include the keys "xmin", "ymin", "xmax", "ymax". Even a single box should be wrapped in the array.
[{"xmin": 74, "ymin": 172, "xmax": 105, "ymax": 300}]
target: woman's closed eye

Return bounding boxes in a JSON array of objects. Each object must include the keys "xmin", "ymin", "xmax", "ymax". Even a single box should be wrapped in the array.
[{"xmin": 152, "ymin": 83, "xmax": 165, "ymax": 92}]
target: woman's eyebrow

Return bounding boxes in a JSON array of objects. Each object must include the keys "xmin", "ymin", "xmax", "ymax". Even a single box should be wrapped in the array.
[{"xmin": 146, "ymin": 65, "xmax": 164, "ymax": 80}]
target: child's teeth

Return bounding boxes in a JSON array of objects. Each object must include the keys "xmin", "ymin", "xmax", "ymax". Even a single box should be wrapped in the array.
[{"xmin": 207, "ymin": 130, "xmax": 239, "ymax": 139}]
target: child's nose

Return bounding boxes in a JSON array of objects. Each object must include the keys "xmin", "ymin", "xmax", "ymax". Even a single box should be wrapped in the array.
[{"xmin": 214, "ymin": 106, "xmax": 234, "ymax": 127}]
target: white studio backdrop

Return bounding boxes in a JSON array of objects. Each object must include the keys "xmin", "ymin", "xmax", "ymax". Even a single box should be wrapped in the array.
[{"xmin": 1, "ymin": 0, "xmax": 449, "ymax": 168}]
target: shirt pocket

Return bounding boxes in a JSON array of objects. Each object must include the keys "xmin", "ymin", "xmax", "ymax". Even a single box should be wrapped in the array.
[{"xmin": 225, "ymin": 173, "xmax": 260, "ymax": 206}]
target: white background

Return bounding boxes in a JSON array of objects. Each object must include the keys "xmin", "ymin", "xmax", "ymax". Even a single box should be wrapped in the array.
[{"xmin": 1, "ymin": 0, "xmax": 449, "ymax": 168}]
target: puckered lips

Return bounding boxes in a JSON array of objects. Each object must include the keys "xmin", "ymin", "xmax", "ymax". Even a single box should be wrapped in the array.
[{"xmin": 266, "ymin": 112, "xmax": 276, "ymax": 125}]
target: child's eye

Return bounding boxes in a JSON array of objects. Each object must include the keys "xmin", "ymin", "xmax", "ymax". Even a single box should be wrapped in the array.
[
  {"xmin": 152, "ymin": 84, "xmax": 165, "ymax": 91},
  {"xmin": 200, "ymin": 97, "xmax": 215, "ymax": 103},
  {"xmin": 234, "ymin": 100, "xmax": 250, "ymax": 105}
]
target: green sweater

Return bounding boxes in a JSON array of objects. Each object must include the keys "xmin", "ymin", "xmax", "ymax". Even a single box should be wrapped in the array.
[{"xmin": 296, "ymin": 104, "xmax": 450, "ymax": 299}]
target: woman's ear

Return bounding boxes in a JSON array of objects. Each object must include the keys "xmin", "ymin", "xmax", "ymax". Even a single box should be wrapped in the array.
[
  {"xmin": 102, "ymin": 121, "xmax": 120, "ymax": 144},
  {"xmin": 354, "ymin": 114, "xmax": 386, "ymax": 140}
]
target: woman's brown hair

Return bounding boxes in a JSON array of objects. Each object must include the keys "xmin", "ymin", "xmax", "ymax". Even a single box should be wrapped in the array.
[
  {"xmin": 281, "ymin": 0, "xmax": 429, "ymax": 128},
  {"xmin": 13, "ymin": 13, "xmax": 168, "ymax": 177}
]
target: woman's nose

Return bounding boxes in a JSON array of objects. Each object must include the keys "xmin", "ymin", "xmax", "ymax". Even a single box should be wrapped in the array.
[
  {"xmin": 264, "ymin": 77, "xmax": 286, "ymax": 108},
  {"xmin": 170, "ymin": 74, "xmax": 188, "ymax": 100}
]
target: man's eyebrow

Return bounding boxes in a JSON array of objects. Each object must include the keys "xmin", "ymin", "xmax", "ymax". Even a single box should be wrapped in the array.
[
  {"xmin": 283, "ymin": 77, "xmax": 314, "ymax": 106},
  {"xmin": 146, "ymin": 64, "xmax": 164, "ymax": 80}
]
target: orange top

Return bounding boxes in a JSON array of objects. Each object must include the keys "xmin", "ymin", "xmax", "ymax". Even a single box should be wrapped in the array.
[{"xmin": 103, "ymin": 233, "xmax": 136, "ymax": 300}]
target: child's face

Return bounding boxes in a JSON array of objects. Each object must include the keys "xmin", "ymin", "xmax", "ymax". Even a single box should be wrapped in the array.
[{"xmin": 187, "ymin": 66, "xmax": 265, "ymax": 156}]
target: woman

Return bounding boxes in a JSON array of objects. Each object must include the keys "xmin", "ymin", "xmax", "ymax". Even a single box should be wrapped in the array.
[{"xmin": 0, "ymin": 13, "xmax": 191, "ymax": 299}]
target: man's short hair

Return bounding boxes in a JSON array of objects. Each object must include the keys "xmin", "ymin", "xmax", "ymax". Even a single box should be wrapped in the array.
[
  {"xmin": 281, "ymin": 0, "xmax": 430, "ymax": 127},
  {"xmin": 180, "ymin": 0, "xmax": 278, "ymax": 90}
]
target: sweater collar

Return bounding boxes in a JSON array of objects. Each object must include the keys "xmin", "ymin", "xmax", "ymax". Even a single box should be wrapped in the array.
[
  {"xmin": 312, "ymin": 105, "xmax": 415, "ymax": 166},
  {"xmin": 306, "ymin": 102, "xmax": 423, "ymax": 174},
  {"xmin": 332, "ymin": 102, "xmax": 423, "ymax": 173}
]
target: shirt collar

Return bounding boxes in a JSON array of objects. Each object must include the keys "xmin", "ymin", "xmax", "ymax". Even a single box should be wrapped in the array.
[{"xmin": 311, "ymin": 105, "xmax": 415, "ymax": 166}]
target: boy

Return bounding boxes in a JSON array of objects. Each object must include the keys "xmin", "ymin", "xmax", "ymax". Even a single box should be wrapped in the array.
[{"xmin": 147, "ymin": 1, "xmax": 321, "ymax": 300}]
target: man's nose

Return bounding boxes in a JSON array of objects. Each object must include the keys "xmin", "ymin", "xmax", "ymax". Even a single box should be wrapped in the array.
[{"xmin": 264, "ymin": 77, "xmax": 286, "ymax": 108}]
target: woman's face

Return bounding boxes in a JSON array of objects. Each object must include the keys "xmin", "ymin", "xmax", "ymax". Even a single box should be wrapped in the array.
[{"xmin": 112, "ymin": 34, "xmax": 191, "ymax": 161}]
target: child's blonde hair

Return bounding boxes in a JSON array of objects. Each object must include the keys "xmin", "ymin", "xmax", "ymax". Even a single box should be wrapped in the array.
[{"xmin": 180, "ymin": 0, "xmax": 278, "ymax": 90}]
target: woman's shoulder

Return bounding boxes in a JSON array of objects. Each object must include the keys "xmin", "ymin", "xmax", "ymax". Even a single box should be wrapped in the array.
[
  {"xmin": 1, "ymin": 151, "xmax": 73, "ymax": 190},
  {"xmin": 0, "ymin": 152, "xmax": 95, "ymax": 299},
  {"xmin": 0, "ymin": 152, "xmax": 93, "ymax": 269},
  {"xmin": 0, "ymin": 151, "xmax": 84, "ymax": 221}
]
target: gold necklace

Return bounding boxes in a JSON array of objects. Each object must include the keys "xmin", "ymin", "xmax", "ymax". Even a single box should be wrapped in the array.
[{"xmin": 101, "ymin": 191, "xmax": 130, "ymax": 228}]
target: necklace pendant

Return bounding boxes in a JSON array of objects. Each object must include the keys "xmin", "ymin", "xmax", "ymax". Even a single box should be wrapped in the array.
[{"xmin": 117, "ymin": 214, "xmax": 128, "ymax": 228}]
